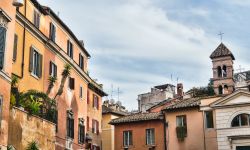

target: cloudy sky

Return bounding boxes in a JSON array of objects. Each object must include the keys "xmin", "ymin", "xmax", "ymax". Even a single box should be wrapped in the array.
[{"xmin": 39, "ymin": 0, "xmax": 250, "ymax": 110}]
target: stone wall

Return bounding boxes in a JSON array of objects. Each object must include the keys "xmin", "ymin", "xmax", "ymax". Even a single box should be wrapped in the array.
[
  {"xmin": 215, "ymin": 106, "xmax": 250, "ymax": 150},
  {"xmin": 8, "ymin": 107, "xmax": 56, "ymax": 150}
]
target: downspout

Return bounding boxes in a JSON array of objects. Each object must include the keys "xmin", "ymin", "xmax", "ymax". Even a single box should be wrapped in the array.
[
  {"xmin": 202, "ymin": 111, "xmax": 207, "ymax": 150},
  {"xmin": 163, "ymin": 111, "xmax": 167, "ymax": 150},
  {"xmin": 21, "ymin": 0, "xmax": 27, "ymax": 78}
]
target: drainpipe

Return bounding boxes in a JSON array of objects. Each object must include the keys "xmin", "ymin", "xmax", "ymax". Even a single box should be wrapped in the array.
[
  {"xmin": 21, "ymin": 0, "xmax": 26, "ymax": 78},
  {"xmin": 163, "ymin": 112, "xmax": 167, "ymax": 150},
  {"xmin": 202, "ymin": 111, "xmax": 207, "ymax": 150}
]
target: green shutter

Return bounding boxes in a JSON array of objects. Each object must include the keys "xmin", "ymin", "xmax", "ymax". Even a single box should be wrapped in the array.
[
  {"xmin": 0, "ymin": 27, "xmax": 6, "ymax": 70},
  {"xmin": 29, "ymin": 47, "xmax": 34, "ymax": 72},
  {"xmin": 13, "ymin": 34, "xmax": 18, "ymax": 61},
  {"xmin": 38, "ymin": 54, "xmax": 43, "ymax": 78}
]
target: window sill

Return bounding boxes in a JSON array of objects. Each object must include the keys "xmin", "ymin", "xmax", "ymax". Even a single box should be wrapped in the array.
[{"xmin": 31, "ymin": 73, "xmax": 40, "ymax": 80}]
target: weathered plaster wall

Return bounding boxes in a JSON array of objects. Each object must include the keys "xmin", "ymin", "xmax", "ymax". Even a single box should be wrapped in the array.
[{"xmin": 8, "ymin": 107, "xmax": 56, "ymax": 150}]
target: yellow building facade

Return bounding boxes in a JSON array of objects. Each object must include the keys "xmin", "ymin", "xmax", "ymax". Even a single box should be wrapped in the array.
[{"xmin": 9, "ymin": 0, "xmax": 106, "ymax": 149}]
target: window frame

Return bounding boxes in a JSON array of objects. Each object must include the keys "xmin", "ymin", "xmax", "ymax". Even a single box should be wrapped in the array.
[
  {"xmin": 123, "ymin": 130, "xmax": 133, "ymax": 147},
  {"xmin": 31, "ymin": 48, "xmax": 42, "ymax": 78},
  {"xmin": 93, "ymin": 94, "xmax": 99, "ymax": 109},
  {"xmin": 79, "ymin": 53, "xmax": 84, "ymax": 70},
  {"xmin": 79, "ymin": 85, "xmax": 83, "ymax": 99},
  {"xmin": 49, "ymin": 61, "xmax": 57, "ymax": 78},
  {"xmin": 33, "ymin": 9, "xmax": 40, "ymax": 29},
  {"xmin": 146, "ymin": 128, "xmax": 155, "ymax": 145},
  {"xmin": 231, "ymin": 113, "xmax": 250, "ymax": 127},
  {"xmin": 78, "ymin": 118, "xmax": 85, "ymax": 144},
  {"xmin": 68, "ymin": 77, "xmax": 75, "ymax": 90},
  {"xmin": 49, "ymin": 22, "xmax": 56, "ymax": 42},
  {"xmin": 13, "ymin": 34, "xmax": 18, "ymax": 61},
  {"xmin": 67, "ymin": 40, "xmax": 74, "ymax": 59},
  {"xmin": 176, "ymin": 115, "xmax": 187, "ymax": 127},
  {"xmin": 67, "ymin": 110, "xmax": 74, "ymax": 139},
  {"xmin": 205, "ymin": 111, "xmax": 214, "ymax": 129}
]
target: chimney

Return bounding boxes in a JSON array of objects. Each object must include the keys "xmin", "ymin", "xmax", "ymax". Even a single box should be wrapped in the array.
[{"xmin": 177, "ymin": 83, "xmax": 184, "ymax": 99}]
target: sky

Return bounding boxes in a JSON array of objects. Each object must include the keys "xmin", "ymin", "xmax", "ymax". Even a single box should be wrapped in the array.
[{"xmin": 39, "ymin": 0, "xmax": 250, "ymax": 110}]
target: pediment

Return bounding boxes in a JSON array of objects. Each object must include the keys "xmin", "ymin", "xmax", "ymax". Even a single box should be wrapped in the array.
[{"xmin": 211, "ymin": 90, "xmax": 250, "ymax": 107}]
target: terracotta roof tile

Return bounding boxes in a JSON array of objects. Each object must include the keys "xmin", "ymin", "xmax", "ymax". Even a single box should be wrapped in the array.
[
  {"xmin": 109, "ymin": 112, "xmax": 163, "ymax": 125},
  {"xmin": 102, "ymin": 105, "xmax": 129, "ymax": 116},
  {"xmin": 210, "ymin": 43, "xmax": 235, "ymax": 60}
]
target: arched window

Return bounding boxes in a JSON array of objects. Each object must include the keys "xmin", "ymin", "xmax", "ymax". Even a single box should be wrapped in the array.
[
  {"xmin": 218, "ymin": 85, "xmax": 223, "ymax": 95},
  {"xmin": 231, "ymin": 114, "xmax": 250, "ymax": 127},
  {"xmin": 222, "ymin": 65, "xmax": 227, "ymax": 77},
  {"xmin": 217, "ymin": 66, "xmax": 222, "ymax": 78}
]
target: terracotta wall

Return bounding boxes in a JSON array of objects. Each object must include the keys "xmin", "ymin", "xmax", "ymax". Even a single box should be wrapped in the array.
[
  {"xmin": 87, "ymin": 89, "xmax": 102, "ymax": 147},
  {"xmin": 0, "ymin": 0, "xmax": 16, "ymax": 149},
  {"xmin": 165, "ymin": 108, "xmax": 218, "ymax": 150},
  {"xmin": 8, "ymin": 107, "xmax": 56, "ymax": 150},
  {"xmin": 114, "ymin": 120, "xmax": 165, "ymax": 150}
]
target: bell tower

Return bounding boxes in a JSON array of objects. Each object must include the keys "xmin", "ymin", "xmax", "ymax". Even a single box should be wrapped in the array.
[{"xmin": 210, "ymin": 43, "xmax": 235, "ymax": 95}]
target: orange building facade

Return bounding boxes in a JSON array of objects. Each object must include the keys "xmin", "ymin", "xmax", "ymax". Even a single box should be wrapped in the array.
[
  {"xmin": 1, "ymin": 0, "xmax": 107, "ymax": 149},
  {"xmin": 110, "ymin": 112, "xmax": 166, "ymax": 150},
  {"xmin": 0, "ymin": 1, "xmax": 17, "ymax": 149}
]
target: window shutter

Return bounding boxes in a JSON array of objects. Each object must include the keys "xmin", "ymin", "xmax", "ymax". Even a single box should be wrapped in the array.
[
  {"xmin": 71, "ymin": 43, "xmax": 73, "ymax": 58},
  {"xmin": 72, "ymin": 119, "xmax": 74, "ymax": 139},
  {"xmin": 87, "ymin": 90, "xmax": 89, "ymax": 104},
  {"xmin": 87, "ymin": 116, "xmax": 89, "ymax": 131},
  {"xmin": 0, "ymin": 27, "xmax": 6, "ymax": 70},
  {"xmin": 49, "ymin": 61, "xmax": 52, "ymax": 75},
  {"xmin": 13, "ymin": 34, "xmax": 18, "ymax": 61},
  {"xmin": 38, "ymin": 54, "xmax": 43, "ymax": 78},
  {"xmin": 49, "ymin": 23, "xmax": 52, "ymax": 39},
  {"xmin": 55, "ymin": 64, "xmax": 57, "ymax": 77},
  {"xmin": 96, "ymin": 96, "xmax": 99, "ymax": 110},
  {"xmin": 67, "ymin": 40, "xmax": 69, "ymax": 55},
  {"xmin": 93, "ymin": 94, "xmax": 95, "ymax": 108},
  {"xmin": 97, "ymin": 121, "xmax": 99, "ymax": 135},
  {"xmin": 92, "ymin": 119, "xmax": 94, "ymax": 133},
  {"xmin": 29, "ymin": 47, "xmax": 34, "ymax": 72}
]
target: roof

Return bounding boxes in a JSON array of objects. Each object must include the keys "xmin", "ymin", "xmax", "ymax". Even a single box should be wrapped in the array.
[
  {"xmin": 210, "ymin": 43, "xmax": 235, "ymax": 60},
  {"xmin": 154, "ymin": 84, "xmax": 175, "ymax": 90},
  {"xmin": 146, "ymin": 98, "xmax": 173, "ymax": 111},
  {"xmin": 102, "ymin": 105, "xmax": 128, "ymax": 116},
  {"xmin": 109, "ymin": 112, "xmax": 163, "ymax": 125},
  {"xmin": 164, "ymin": 97, "xmax": 201, "ymax": 110},
  {"xmin": 163, "ymin": 95, "xmax": 223, "ymax": 111}
]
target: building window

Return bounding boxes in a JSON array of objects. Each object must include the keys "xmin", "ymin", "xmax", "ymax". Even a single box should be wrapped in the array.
[
  {"xmin": 231, "ymin": 114, "xmax": 250, "ymax": 127},
  {"xmin": 49, "ymin": 61, "xmax": 57, "ymax": 77},
  {"xmin": 67, "ymin": 110, "xmax": 74, "ymax": 139},
  {"xmin": 123, "ymin": 131, "xmax": 133, "ymax": 147},
  {"xmin": 29, "ymin": 47, "xmax": 43, "ymax": 78},
  {"xmin": 49, "ymin": 23, "xmax": 56, "ymax": 42},
  {"xmin": 33, "ymin": 10, "xmax": 40, "ymax": 28},
  {"xmin": 0, "ymin": 27, "xmax": 7, "ymax": 70},
  {"xmin": 205, "ymin": 111, "xmax": 214, "ymax": 128},
  {"xmin": 222, "ymin": 65, "xmax": 227, "ymax": 77},
  {"xmin": 176, "ymin": 115, "xmax": 187, "ymax": 139},
  {"xmin": 78, "ymin": 118, "xmax": 85, "ymax": 144},
  {"xmin": 87, "ymin": 90, "xmax": 90, "ymax": 104},
  {"xmin": 146, "ymin": 128, "xmax": 155, "ymax": 145},
  {"xmin": 67, "ymin": 40, "xmax": 73, "ymax": 59},
  {"xmin": 218, "ymin": 85, "xmax": 223, "ymax": 95},
  {"xmin": 93, "ymin": 94, "xmax": 99, "ymax": 109},
  {"xmin": 92, "ymin": 119, "xmax": 99, "ymax": 134},
  {"xmin": 0, "ymin": 96, "xmax": 3, "ymax": 127},
  {"xmin": 80, "ymin": 86, "xmax": 83, "ymax": 99},
  {"xmin": 217, "ymin": 66, "xmax": 222, "ymax": 78},
  {"xmin": 13, "ymin": 34, "xmax": 18, "ymax": 61},
  {"xmin": 69, "ymin": 77, "xmax": 75, "ymax": 90},
  {"xmin": 79, "ymin": 53, "xmax": 84, "ymax": 70}
]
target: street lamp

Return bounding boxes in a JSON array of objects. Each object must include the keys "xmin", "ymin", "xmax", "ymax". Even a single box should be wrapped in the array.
[{"xmin": 12, "ymin": 0, "xmax": 24, "ymax": 7}]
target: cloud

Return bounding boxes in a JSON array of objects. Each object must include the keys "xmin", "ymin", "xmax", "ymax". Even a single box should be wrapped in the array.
[{"xmin": 39, "ymin": 0, "xmax": 250, "ymax": 110}]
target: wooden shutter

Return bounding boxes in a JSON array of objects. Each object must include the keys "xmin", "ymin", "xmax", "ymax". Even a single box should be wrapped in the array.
[
  {"xmin": 55, "ymin": 64, "xmax": 57, "ymax": 77},
  {"xmin": 49, "ymin": 61, "xmax": 52, "ymax": 75},
  {"xmin": 97, "ymin": 96, "xmax": 99, "ymax": 110},
  {"xmin": 92, "ymin": 119, "xmax": 94, "ymax": 133},
  {"xmin": 29, "ymin": 47, "xmax": 34, "ymax": 72},
  {"xmin": 93, "ymin": 94, "xmax": 95, "ymax": 108},
  {"xmin": 71, "ymin": 118, "xmax": 74, "ymax": 139},
  {"xmin": 49, "ymin": 23, "xmax": 52, "ymax": 39},
  {"xmin": 13, "ymin": 34, "xmax": 18, "ymax": 61},
  {"xmin": 0, "ymin": 27, "xmax": 6, "ymax": 69},
  {"xmin": 87, "ymin": 90, "xmax": 89, "ymax": 104},
  {"xmin": 38, "ymin": 53, "xmax": 43, "ymax": 78},
  {"xmin": 87, "ymin": 116, "xmax": 89, "ymax": 131},
  {"xmin": 97, "ymin": 121, "xmax": 99, "ymax": 135},
  {"xmin": 67, "ymin": 40, "xmax": 69, "ymax": 55}
]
